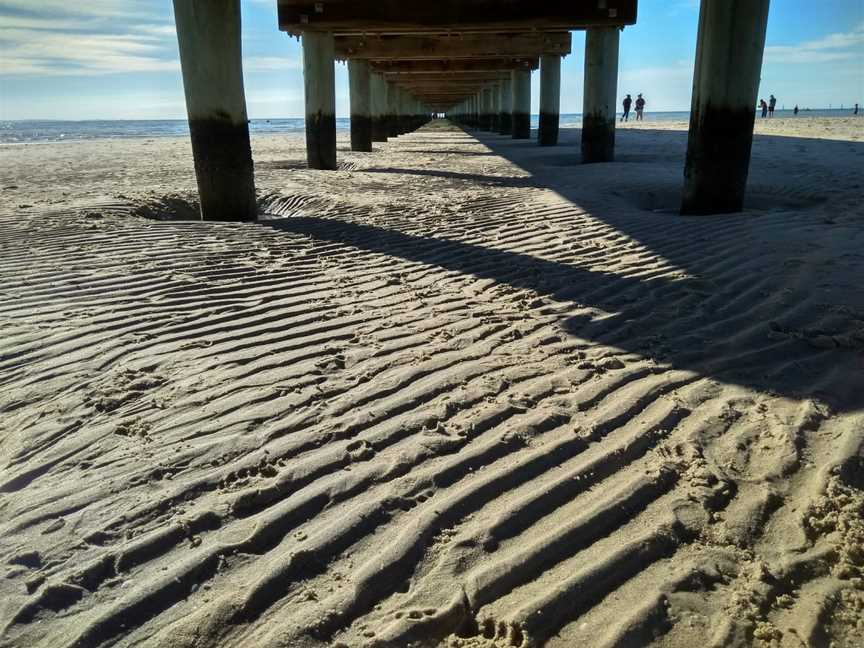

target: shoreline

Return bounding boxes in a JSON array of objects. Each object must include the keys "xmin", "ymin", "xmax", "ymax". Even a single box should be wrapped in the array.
[{"xmin": 2, "ymin": 114, "xmax": 861, "ymax": 147}]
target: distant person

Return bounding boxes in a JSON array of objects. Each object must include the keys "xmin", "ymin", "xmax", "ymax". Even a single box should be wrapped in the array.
[
  {"xmin": 635, "ymin": 93, "xmax": 646, "ymax": 120},
  {"xmin": 768, "ymin": 94, "xmax": 777, "ymax": 117},
  {"xmin": 760, "ymin": 99, "xmax": 768, "ymax": 118},
  {"xmin": 793, "ymin": 105, "xmax": 799, "ymax": 115},
  {"xmin": 622, "ymin": 94, "xmax": 632, "ymax": 122},
  {"xmin": 856, "ymin": 103, "xmax": 860, "ymax": 115}
]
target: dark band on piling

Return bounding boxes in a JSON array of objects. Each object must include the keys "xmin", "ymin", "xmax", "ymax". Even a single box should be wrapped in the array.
[
  {"xmin": 306, "ymin": 112, "xmax": 337, "ymax": 170},
  {"xmin": 538, "ymin": 112, "xmax": 559, "ymax": 146},
  {"xmin": 499, "ymin": 112, "xmax": 512, "ymax": 135},
  {"xmin": 512, "ymin": 113, "xmax": 530, "ymax": 138},
  {"xmin": 681, "ymin": 106, "xmax": 756, "ymax": 215},
  {"xmin": 189, "ymin": 118, "xmax": 256, "ymax": 222},
  {"xmin": 581, "ymin": 114, "xmax": 615, "ymax": 163},
  {"xmin": 351, "ymin": 115, "xmax": 373, "ymax": 152}
]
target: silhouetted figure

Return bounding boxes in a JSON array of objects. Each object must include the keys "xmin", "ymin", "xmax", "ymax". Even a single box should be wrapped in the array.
[
  {"xmin": 635, "ymin": 93, "xmax": 646, "ymax": 121},
  {"xmin": 621, "ymin": 94, "xmax": 632, "ymax": 122},
  {"xmin": 768, "ymin": 94, "xmax": 776, "ymax": 117},
  {"xmin": 793, "ymin": 105, "xmax": 799, "ymax": 115},
  {"xmin": 760, "ymin": 99, "xmax": 768, "ymax": 118},
  {"xmin": 856, "ymin": 103, "xmax": 860, "ymax": 115}
]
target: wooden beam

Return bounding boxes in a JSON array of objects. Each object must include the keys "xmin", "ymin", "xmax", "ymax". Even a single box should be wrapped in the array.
[
  {"xmin": 335, "ymin": 32, "xmax": 571, "ymax": 60},
  {"xmin": 389, "ymin": 72, "xmax": 510, "ymax": 83},
  {"xmin": 278, "ymin": 0, "xmax": 638, "ymax": 34},
  {"xmin": 371, "ymin": 58, "xmax": 539, "ymax": 73}
]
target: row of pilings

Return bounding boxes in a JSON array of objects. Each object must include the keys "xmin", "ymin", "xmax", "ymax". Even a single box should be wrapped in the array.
[{"xmin": 173, "ymin": 0, "xmax": 772, "ymax": 223}]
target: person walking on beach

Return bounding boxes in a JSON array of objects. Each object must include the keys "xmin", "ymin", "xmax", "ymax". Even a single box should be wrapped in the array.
[
  {"xmin": 794, "ymin": 105, "xmax": 799, "ymax": 115},
  {"xmin": 635, "ymin": 93, "xmax": 646, "ymax": 121},
  {"xmin": 768, "ymin": 94, "xmax": 777, "ymax": 117},
  {"xmin": 855, "ymin": 103, "xmax": 860, "ymax": 115},
  {"xmin": 760, "ymin": 99, "xmax": 768, "ymax": 118},
  {"xmin": 621, "ymin": 94, "xmax": 632, "ymax": 122}
]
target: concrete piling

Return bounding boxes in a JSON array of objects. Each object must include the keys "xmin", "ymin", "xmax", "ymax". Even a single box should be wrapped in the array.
[
  {"xmin": 498, "ymin": 79, "xmax": 513, "ymax": 135},
  {"xmin": 581, "ymin": 27, "xmax": 619, "ymax": 163},
  {"xmin": 512, "ymin": 69, "xmax": 531, "ymax": 139},
  {"xmin": 538, "ymin": 54, "xmax": 561, "ymax": 146},
  {"xmin": 302, "ymin": 31, "xmax": 337, "ymax": 170},
  {"xmin": 173, "ymin": 0, "xmax": 256, "ymax": 222},
  {"xmin": 371, "ymin": 74, "xmax": 388, "ymax": 142},
  {"xmin": 490, "ymin": 84, "xmax": 501, "ymax": 132},
  {"xmin": 480, "ymin": 87, "xmax": 493, "ymax": 131},
  {"xmin": 386, "ymin": 81, "xmax": 399, "ymax": 137},
  {"xmin": 681, "ymin": 0, "xmax": 771, "ymax": 214},
  {"xmin": 348, "ymin": 59, "xmax": 372, "ymax": 152}
]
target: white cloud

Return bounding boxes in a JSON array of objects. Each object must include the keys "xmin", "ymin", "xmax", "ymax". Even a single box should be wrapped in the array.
[
  {"xmin": 764, "ymin": 22, "xmax": 864, "ymax": 64},
  {"xmin": 245, "ymin": 56, "xmax": 301, "ymax": 72},
  {"xmin": 0, "ymin": 1, "xmax": 178, "ymax": 77}
]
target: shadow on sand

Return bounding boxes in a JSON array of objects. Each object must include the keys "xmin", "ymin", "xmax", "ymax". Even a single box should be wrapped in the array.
[{"xmin": 262, "ymin": 125, "xmax": 864, "ymax": 412}]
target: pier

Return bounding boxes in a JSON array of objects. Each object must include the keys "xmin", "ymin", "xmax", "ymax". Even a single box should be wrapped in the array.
[{"xmin": 173, "ymin": 0, "xmax": 772, "ymax": 219}]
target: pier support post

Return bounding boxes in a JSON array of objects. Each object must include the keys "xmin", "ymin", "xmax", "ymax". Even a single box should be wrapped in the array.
[
  {"xmin": 681, "ymin": 0, "xmax": 771, "ymax": 214},
  {"xmin": 581, "ymin": 27, "xmax": 619, "ymax": 163},
  {"xmin": 386, "ymin": 82, "xmax": 399, "ymax": 137},
  {"xmin": 302, "ymin": 31, "xmax": 336, "ymax": 170},
  {"xmin": 348, "ymin": 59, "xmax": 372, "ymax": 152},
  {"xmin": 371, "ymin": 74, "xmax": 388, "ymax": 142},
  {"xmin": 173, "ymin": 0, "xmax": 255, "ymax": 222},
  {"xmin": 398, "ymin": 88, "xmax": 409, "ymax": 134},
  {"xmin": 498, "ymin": 79, "xmax": 513, "ymax": 135},
  {"xmin": 490, "ymin": 84, "xmax": 501, "ymax": 132},
  {"xmin": 512, "ymin": 69, "xmax": 531, "ymax": 139},
  {"xmin": 480, "ymin": 87, "xmax": 493, "ymax": 131},
  {"xmin": 539, "ymin": 55, "xmax": 561, "ymax": 146}
]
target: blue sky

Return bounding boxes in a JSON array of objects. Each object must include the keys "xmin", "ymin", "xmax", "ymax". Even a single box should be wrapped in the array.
[{"xmin": 1, "ymin": 0, "xmax": 862, "ymax": 120}]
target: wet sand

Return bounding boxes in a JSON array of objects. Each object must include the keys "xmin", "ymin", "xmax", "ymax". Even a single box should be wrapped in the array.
[{"xmin": 1, "ymin": 118, "xmax": 863, "ymax": 648}]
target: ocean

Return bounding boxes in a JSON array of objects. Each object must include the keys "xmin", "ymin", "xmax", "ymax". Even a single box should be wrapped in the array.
[{"xmin": 1, "ymin": 110, "xmax": 858, "ymax": 144}]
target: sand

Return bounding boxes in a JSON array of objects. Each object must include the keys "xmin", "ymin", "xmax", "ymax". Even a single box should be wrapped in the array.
[{"xmin": 1, "ymin": 117, "xmax": 863, "ymax": 648}]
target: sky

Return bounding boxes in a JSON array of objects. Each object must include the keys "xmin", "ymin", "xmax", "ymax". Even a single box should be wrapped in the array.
[{"xmin": 1, "ymin": 0, "xmax": 862, "ymax": 120}]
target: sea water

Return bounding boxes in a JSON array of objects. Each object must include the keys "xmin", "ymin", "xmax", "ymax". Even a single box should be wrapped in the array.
[{"xmin": 1, "ymin": 110, "xmax": 857, "ymax": 144}]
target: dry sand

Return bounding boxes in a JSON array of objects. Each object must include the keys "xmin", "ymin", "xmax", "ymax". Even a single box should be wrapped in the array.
[{"xmin": 1, "ymin": 117, "xmax": 863, "ymax": 648}]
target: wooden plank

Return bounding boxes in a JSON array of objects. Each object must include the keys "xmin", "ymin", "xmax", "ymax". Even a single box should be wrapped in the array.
[
  {"xmin": 336, "ymin": 33, "xmax": 571, "ymax": 60},
  {"xmin": 278, "ymin": 0, "xmax": 638, "ymax": 34},
  {"xmin": 371, "ymin": 58, "xmax": 539, "ymax": 73}
]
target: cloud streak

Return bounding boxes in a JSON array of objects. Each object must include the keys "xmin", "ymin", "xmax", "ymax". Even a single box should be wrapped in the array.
[
  {"xmin": 0, "ymin": 0, "xmax": 177, "ymax": 76},
  {"xmin": 764, "ymin": 22, "xmax": 864, "ymax": 64}
]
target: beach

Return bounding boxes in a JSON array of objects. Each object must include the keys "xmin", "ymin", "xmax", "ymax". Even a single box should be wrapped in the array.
[{"xmin": 1, "ymin": 117, "xmax": 863, "ymax": 647}]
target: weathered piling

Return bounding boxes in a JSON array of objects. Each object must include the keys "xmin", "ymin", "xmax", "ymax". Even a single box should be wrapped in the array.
[
  {"xmin": 371, "ymin": 73, "xmax": 388, "ymax": 142},
  {"xmin": 173, "ymin": 0, "xmax": 255, "ymax": 222},
  {"xmin": 512, "ymin": 69, "xmax": 531, "ymax": 139},
  {"xmin": 386, "ymin": 81, "xmax": 399, "ymax": 137},
  {"xmin": 490, "ymin": 83, "xmax": 501, "ymax": 132},
  {"xmin": 581, "ymin": 27, "xmax": 619, "ymax": 163},
  {"xmin": 538, "ymin": 54, "xmax": 561, "ymax": 146},
  {"xmin": 681, "ymin": 0, "xmax": 771, "ymax": 214},
  {"xmin": 480, "ymin": 87, "xmax": 494, "ymax": 130},
  {"xmin": 302, "ymin": 31, "xmax": 337, "ymax": 169},
  {"xmin": 498, "ymin": 78, "xmax": 513, "ymax": 135},
  {"xmin": 348, "ymin": 59, "xmax": 372, "ymax": 152}
]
